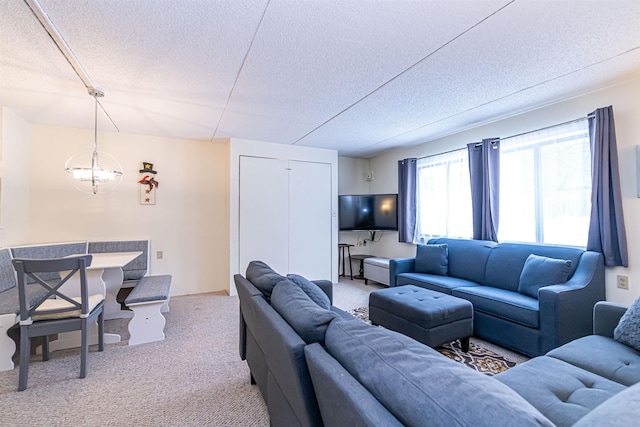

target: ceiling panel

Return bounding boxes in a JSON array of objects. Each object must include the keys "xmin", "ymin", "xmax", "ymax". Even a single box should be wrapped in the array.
[{"xmin": 295, "ymin": 0, "xmax": 640, "ymax": 156}]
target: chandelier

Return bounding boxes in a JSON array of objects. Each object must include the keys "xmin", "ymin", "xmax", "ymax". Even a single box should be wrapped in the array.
[{"xmin": 64, "ymin": 88, "xmax": 123, "ymax": 194}]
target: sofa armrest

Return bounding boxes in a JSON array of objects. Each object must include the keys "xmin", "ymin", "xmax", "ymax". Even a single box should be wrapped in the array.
[
  {"xmin": 389, "ymin": 258, "xmax": 415, "ymax": 287},
  {"xmin": 312, "ymin": 280, "xmax": 333, "ymax": 304},
  {"xmin": 593, "ymin": 301, "xmax": 627, "ymax": 338},
  {"xmin": 538, "ymin": 251, "xmax": 605, "ymax": 353}
]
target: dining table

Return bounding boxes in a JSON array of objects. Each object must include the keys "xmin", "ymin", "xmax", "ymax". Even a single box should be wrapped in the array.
[{"xmin": 49, "ymin": 251, "xmax": 144, "ymax": 351}]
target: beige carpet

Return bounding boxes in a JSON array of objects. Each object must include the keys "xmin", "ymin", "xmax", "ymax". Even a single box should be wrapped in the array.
[{"xmin": 0, "ymin": 292, "xmax": 269, "ymax": 427}]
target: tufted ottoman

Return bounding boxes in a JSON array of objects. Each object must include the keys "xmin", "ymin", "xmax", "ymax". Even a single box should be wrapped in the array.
[{"xmin": 369, "ymin": 285, "xmax": 473, "ymax": 351}]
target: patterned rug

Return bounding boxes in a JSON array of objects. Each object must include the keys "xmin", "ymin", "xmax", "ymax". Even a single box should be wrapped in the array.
[{"xmin": 347, "ymin": 307, "xmax": 517, "ymax": 376}]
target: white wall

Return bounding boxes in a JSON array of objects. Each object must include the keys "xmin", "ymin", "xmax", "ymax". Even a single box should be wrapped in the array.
[
  {"xmin": 363, "ymin": 77, "xmax": 640, "ymax": 304},
  {"xmin": 229, "ymin": 138, "xmax": 338, "ymax": 294},
  {"xmin": 26, "ymin": 124, "xmax": 230, "ymax": 296},
  {"xmin": 0, "ymin": 107, "xmax": 31, "ymax": 247}
]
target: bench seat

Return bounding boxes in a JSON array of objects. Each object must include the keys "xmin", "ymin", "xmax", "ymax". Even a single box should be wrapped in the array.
[{"xmin": 125, "ymin": 275, "xmax": 172, "ymax": 346}]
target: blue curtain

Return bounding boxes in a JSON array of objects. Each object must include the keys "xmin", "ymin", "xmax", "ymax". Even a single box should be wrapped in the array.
[
  {"xmin": 467, "ymin": 139, "xmax": 500, "ymax": 242},
  {"xmin": 587, "ymin": 106, "xmax": 628, "ymax": 267},
  {"xmin": 397, "ymin": 158, "xmax": 417, "ymax": 243}
]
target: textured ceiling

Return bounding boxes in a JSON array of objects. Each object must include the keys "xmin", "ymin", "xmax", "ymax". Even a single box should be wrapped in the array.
[{"xmin": 1, "ymin": 0, "xmax": 639, "ymax": 158}]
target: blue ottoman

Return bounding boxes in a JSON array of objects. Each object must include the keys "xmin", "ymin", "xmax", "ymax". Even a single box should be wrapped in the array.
[{"xmin": 369, "ymin": 285, "xmax": 473, "ymax": 351}]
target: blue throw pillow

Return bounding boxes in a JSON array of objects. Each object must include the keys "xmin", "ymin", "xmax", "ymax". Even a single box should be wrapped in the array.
[
  {"xmin": 614, "ymin": 296, "xmax": 640, "ymax": 352},
  {"xmin": 286, "ymin": 274, "xmax": 331, "ymax": 310},
  {"xmin": 414, "ymin": 244, "xmax": 448, "ymax": 276},
  {"xmin": 271, "ymin": 279, "xmax": 338, "ymax": 345},
  {"xmin": 245, "ymin": 261, "xmax": 285, "ymax": 301},
  {"xmin": 517, "ymin": 254, "xmax": 572, "ymax": 299}
]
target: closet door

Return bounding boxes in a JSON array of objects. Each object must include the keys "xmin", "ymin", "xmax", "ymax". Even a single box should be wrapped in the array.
[
  {"xmin": 288, "ymin": 160, "xmax": 332, "ymax": 280},
  {"xmin": 239, "ymin": 156, "xmax": 289, "ymax": 275}
]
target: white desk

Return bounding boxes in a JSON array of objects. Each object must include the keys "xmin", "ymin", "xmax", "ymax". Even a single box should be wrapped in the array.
[{"xmin": 49, "ymin": 251, "xmax": 143, "ymax": 351}]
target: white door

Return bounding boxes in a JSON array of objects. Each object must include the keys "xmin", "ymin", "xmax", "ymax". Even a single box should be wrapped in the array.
[
  {"xmin": 239, "ymin": 156, "xmax": 289, "ymax": 275},
  {"xmin": 288, "ymin": 161, "xmax": 332, "ymax": 280}
]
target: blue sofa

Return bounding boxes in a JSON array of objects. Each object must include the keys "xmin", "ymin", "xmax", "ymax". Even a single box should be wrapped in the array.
[
  {"xmin": 389, "ymin": 238, "xmax": 605, "ymax": 356},
  {"xmin": 235, "ymin": 261, "xmax": 352, "ymax": 427},
  {"xmin": 237, "ymin": 260, "xmax": 638, "ymax": 426},
  {"xmin": 304, "ymin": 301, "xmax": 640, "ymax": 427}
]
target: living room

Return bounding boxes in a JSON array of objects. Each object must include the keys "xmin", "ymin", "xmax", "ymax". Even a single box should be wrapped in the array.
[{"xmin": 1, "ymin": 0, "xmax": 639, "ymax": 424}]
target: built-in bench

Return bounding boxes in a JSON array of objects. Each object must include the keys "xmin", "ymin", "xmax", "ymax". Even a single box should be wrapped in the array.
[
  {"xmin": 0, "ymin": 239, "xmax": 168, "ymax": 371},
  {"xmin": 124, "ymin": 275, "xmax": 172, "ymax": 346}
]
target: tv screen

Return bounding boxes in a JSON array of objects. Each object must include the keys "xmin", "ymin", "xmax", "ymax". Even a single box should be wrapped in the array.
[{"xmin": 339, "ymin": 194, "xmax": 398, "ymax": 231}]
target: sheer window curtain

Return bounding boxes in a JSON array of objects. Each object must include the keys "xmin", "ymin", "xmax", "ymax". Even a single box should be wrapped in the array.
[
  {"xmin": 587, "ymin": 106, "xmax": 629, "ymax": 267},
  {"xmin": 467, "ymin": 139, "xmax": 500, "ymax": 242},
  {"xmin": 415, "ymin": 150, "xmax": 472, "ymax": 242},
  {"xmin": 397, "ymin": 158, "xmax": 417, "ymax": 243}
]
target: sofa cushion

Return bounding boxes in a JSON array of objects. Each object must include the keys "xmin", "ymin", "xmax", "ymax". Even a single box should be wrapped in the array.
[
  {"xmin": 324, "ymin": 319, "xmax": 554, "ymax": 427},
  {"xmin": 573, "ymin": 382, "xmax": 640, "ymax": 427},
  {"xmin": 245, "ymin": 261, "xmax": 285, "ymax": 300},
  {"xmin": 496, "ymin": 356, "xmax": 625, "ymax": 427},
  {"xmin": 414, "ymin": 244, "xmax": 448, "ymax": 276},
  {"xmin": 546, "ymin": 335, "xmax": 640, "ymax": 386},
  {"xmin": 429, "ymin": 238, "xmax": 496, "ymax": 284},
  {"xmin": 286, "ymin": 274, "xmax": 330, "ymax": 309},
  {"xmin": 518, "ymin": 254, "xmax": 572, "ymax": 299},
  {"xmin": 614, "ymin": 296, "xmax": 640, "ymax": 352},
  {"xmin": 271, "ymin": 279, "xmax": 338, "ymax": 345},
  {"xmin": 483, "ymin": 243, "xmax": 582, "ymax": 292},
  {"xmin": 452, "ymin": 286, "xmax": 539, "ymax": 328},
  {"xmin": 396, "ymin": 273, "xmax": 480, "ymax": 295}
]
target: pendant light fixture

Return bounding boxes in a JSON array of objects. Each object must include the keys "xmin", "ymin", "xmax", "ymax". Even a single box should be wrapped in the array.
[{"xmin": 64, "ymin": 88, "xmax": 123, "ymax": 194}]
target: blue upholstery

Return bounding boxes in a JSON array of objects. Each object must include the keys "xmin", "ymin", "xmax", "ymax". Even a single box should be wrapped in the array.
[
  {"xmin": 396, "ymin": 272, "xmax": 480, "ymax": 294},
  {"xmin": 11, "ymin": 242, "xmax": 88, "ymax": 283},
  {"xmin": 271, "ymin": 279, "xmax": 337, "ymax": 345},
  {"xmin": 573, "ymin": 383, "xmax": 640, "ymax": 427},
  {"xmin": 546, "ymin": 335, "xmax": 640, "ymax": 386},
  {"xmin": 429, "ymin": 237, "xmax": 496, "ymax": 283},
  {"xmin": 518, "ymin": 254, "xmax": 573, "ymax": 298},
  {"xmin": 286, "ymin": 274, "xmax": 331, "ymax": 309},
  {"xmin": 324, "ymin": 319, "xmax": 553, "ymax": 427},
  {"xmin": 390, "ymin": 238, "xmax": 605, "ymax": 356},
  {"xmin": 124, "ymin": 275, "xmax": 171, "ymax": 304},
  {"xmin": 0, "ymin": 249, "xmax": 16, "ymax": 293},
  {"xmin": 245, "ymin": 261, "xmax": 285, "ymax": 301},
  {"xmin": 452, "ymin": 286, "xmax": 540, "ymax": 328},
  {"xmin": 496, "ymin": 356, "xmax": 625, "ymax": 427},
  {"xmin": 235, "ymin": 265, "xmax": 348, "ymax": 427},
  {"xmin": 414, "ymin": 244, "xmax": 448, "ymax": 275},
  {"xmin": 88, "ymin": 240, "xmax": 148, "ymax": 281}
]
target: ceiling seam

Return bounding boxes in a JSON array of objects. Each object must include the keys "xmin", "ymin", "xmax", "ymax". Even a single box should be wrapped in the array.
[
  {"xmin": 210, "ymin": 0, "xmax": 272, "ymax": 142},
  {"xmin": 291, "ymin": 0, "xmax": 517, "ymax": 146},
  {"xmin": 23, "ymin": 0, "xmax": 120, "ymax": 132},
  {"xmin": 346, "ymin": 45, "xmax": 640, "ymax": 158}
]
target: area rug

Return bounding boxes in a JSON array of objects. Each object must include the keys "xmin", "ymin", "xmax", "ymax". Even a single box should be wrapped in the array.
[{"xmin": 346, "ymin": 306, "xmax": 517, "ymax": 376}]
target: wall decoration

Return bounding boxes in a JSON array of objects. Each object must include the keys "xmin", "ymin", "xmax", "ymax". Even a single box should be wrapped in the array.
[{"xmin": 138, "ymin": 162, "xmax": 158, "ymax": 205}]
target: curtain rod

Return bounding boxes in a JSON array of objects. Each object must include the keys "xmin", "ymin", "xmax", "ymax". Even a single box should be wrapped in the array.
[{"xmin": 417, "ymin": 113, "xmax": 594, "ymax": 160}]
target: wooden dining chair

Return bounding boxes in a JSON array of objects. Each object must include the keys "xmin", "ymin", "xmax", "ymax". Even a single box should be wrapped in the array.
[{"xmin": 12, "ymin": 254, "xmax": 104, "ymax": 391}]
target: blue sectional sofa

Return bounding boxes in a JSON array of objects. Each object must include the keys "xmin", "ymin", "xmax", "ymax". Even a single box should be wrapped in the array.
[
  {"xmin": 237, "ymin": 260, "xmax": 638, "ymax": 426},
  {"xmin": 389, "ymin": 238, "xmax": 605, "ymax": 356}
]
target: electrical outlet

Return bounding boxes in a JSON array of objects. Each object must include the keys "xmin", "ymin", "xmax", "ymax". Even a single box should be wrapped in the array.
[
  {"xmin": 617, "ymin": 275, "xmax": 629, "ymax": 290},
  {"xmin": 157, "ymin": 251, "xmax": 163, "ymax": 260}
]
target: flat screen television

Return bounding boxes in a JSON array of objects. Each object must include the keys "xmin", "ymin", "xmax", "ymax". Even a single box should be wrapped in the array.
[{"xmin": 338, "ymin": 194, "xmax": 398, "ymax": 231}]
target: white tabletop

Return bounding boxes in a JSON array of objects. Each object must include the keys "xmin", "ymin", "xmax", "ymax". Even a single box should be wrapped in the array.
[{"xmin": 68, "ymin": 252, "xmax": 143, "ymax": 269}]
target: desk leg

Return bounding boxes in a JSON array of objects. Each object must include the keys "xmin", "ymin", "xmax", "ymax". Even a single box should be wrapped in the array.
[
  {"xmin": 101, "ymin": 268, "xmax": 133, "ymax": 320},
  {"xmin": 0, "ymin": 314, "xmax": 17, "ymax": 371}
]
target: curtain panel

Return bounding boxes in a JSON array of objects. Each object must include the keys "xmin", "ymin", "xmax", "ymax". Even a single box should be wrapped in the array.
[
  {"xmin": 397, "ymin": 158, "xmax": 417, "ymax": 243},
  {"xmin": 467, "ymin": 139, "xmax": 500, "ymax": 242},
  {"xmin": 587, "ymin": 106, "xmax": 629, "ymax": 267}
]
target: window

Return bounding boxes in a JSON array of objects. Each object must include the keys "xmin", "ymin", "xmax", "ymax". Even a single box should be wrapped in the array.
[
  {"xmin": 415, "ymin": 149, "xmax": 472, "ymax": 242},
  {"xmin": 498, "ymin": 120, "xmax": 591, "ymax": 246}
]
